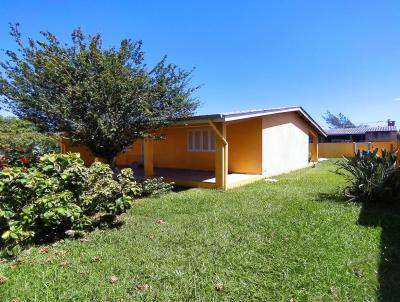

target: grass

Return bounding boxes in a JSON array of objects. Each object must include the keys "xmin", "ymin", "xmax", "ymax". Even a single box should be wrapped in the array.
[{"xmin": 1, "ymin": 160, "xmax": 399, "ymax": 301}]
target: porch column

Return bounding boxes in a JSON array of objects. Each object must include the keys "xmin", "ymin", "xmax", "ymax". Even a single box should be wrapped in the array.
[
  {"xmin": 310, "ymin": 131, "xmax": 319, "ymax": 162},
  {"xmin": 58, "ymin": 137, "xmax": 66, "ymax": 154},
  {"xmin": 397, "ymin": 138, "xmax": 400, "ymax": 166},
  {"xmin": 209, "ymin": 120, "xmax": 228, "ymax": 190},
  {"xmin": 144, "ymin": 138, "xmax": 154, "ymax": 177}
]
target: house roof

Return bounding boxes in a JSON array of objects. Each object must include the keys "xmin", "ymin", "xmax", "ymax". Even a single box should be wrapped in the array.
[
  {"xmin": 178, "ymin": 106, "xmax": 327, "ymax": 137},
  {"xmin": 325, "ymin": 126, "xmax": 398, "ymax": 136}
]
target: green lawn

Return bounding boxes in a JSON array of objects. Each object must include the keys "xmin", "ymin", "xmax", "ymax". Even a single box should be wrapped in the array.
[{"xmin": 1, "ymin": 160, "xmax": 399, "ymax": 301}]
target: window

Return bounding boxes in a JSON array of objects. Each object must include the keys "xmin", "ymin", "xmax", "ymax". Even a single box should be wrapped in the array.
[{"xmin": 187, "ymin": 128, "xmax": 215, "ymax": 152}]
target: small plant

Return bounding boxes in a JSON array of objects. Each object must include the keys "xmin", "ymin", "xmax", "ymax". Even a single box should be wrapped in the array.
[
  {"xmin": 141, "ymin": 177, "xmax": 174, "ymax": 197},
  {"xmin": 335, "ymin": 149, "xmax": 400, "ymax": 203}
]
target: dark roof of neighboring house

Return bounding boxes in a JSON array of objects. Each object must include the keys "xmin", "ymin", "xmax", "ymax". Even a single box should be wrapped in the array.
[
  {"xmin": 325, "ymin": 126, "xmax": 398, "ymax": 136},
  {"xmin": 178, "ymin": 106, "xmax": 327, "ymax": 137}
]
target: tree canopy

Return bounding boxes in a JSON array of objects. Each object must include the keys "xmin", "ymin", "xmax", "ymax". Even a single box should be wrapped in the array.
[
  {"xmin": 0, "ymin": 116, "xmax": 58, "ymax": 152},
  {"xmin": 0, "ymin": 24, "xmax": 199, "ymax": 163},
  {"xmin": 323, "ymin": 111, "xmax": 356, "ymax": 128}
]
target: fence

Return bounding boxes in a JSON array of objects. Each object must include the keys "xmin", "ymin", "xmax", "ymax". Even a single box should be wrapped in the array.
[{"xmin": 316, "ymin": 141, "xmax": 399, "ymax": 158}]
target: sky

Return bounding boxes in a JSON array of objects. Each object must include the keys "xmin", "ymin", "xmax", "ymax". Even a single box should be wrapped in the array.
[{"xmin": 1, "ymin": 0, "xmax": 400, "ymax": 128}]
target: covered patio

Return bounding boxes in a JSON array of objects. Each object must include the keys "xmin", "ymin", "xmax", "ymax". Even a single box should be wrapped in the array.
[
  {"xmin": 141, "ymin": 120, "xmax": 263, "ymax": 190},
  {"xmin": 133, "ymin": 166, "xmax": 263, "ymax": 189}
]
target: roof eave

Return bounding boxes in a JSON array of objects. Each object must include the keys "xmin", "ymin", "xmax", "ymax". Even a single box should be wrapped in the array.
[
  {"xmin": 173, "ymin": 106, "xmax": 327, "ymax": 137},
  {"xmin": 222, "ymin": 106, "xmax": 327, "ymax": 137}
]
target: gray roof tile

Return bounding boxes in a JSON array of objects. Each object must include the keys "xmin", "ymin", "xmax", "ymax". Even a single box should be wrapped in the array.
[{"xmin": 325, "ymin": 126, "xmax": 398, "ymax": 136}]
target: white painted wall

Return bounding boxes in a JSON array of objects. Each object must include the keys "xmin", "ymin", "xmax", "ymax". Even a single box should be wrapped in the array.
[{"xmin": 262, "ymin": 112, "xmax": 310, "ymax": 176}]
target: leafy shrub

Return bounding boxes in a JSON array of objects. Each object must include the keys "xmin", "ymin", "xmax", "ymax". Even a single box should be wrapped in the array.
[
  {"xmin": 82, "ymin": 164, "xmax": 141, "ymax": 215},
  {"xmin": 336, "ymin": 149, "xmax": 400, "ymax": 203},
  {"xmin": 0, "ymin": 153, "xmax": 171, "ymax": 255},
  {"xmin": 141, "ymin": 177, "xmax": 174, "ymax": 196},
  {"xmin": 0, "ymin": 145, "xmax": 39, "ymax": 169}
]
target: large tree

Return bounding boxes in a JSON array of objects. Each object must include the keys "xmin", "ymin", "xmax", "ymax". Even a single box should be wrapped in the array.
[
  {"xmin": 323, "ymin": 111, "xmax": 356, "ymax": 128},
  {"xmin": 0, "ymin": 24, "xmax": 199, "ymax": 163}
]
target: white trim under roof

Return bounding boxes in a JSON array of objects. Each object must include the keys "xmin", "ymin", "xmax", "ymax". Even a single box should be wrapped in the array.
[{"xmin": 176, "ymin": 106, "xmax": 327, "ymax": 137}]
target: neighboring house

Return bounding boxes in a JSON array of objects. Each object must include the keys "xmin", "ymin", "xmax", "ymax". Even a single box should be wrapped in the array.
[
  {"xmin": 317, "ymin": 122, "xmax": 399, "ymax": 158},
  {"xmin": 321, "ymin": 125, "xmax": 398, "ymax": 143},
  {"xmin": 60, "ymin": 106, "xmax": 326, "ymax": 190}
]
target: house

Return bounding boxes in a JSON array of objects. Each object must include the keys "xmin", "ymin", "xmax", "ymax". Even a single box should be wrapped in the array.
[
  {"xmin": 321, "ymin": 124, "xmax": 398, "ymax": 143},
  {"xmin": 317, "ymin": 122, "xmax": 399, "ymax": 158},
  {"xmin": 60, "ymin": 106, "xmax": 326, "ymax": 190}
]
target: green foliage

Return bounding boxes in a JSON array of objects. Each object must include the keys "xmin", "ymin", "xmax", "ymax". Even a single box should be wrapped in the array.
[
  {"xmin": 0, "ymin": 117, "xmax": 58, "ymax": 155},
  {"xmin": 0, "ymin": 24, "xmax": 199, "ymax": 163},
  {"xmin": 335, "ymin": 149, "xmax": 400, "ymax": 202},
  {"xmin": 0, "ymin": 153, "xmax": 171, "ymax": 254},
  {"xmin": 141, "ymin": 177, "xmax": 174, "ymax": 196},
  {"xmin": 0, "ymin": 146, "xmax": 36, "ymax": 169},
  {"xmin": 82, "ymin": 164, "xmax": 141, "ymax": 215},
  {"xmin": 323, "ymin": 111, "xmax": 356, "ymax": 128}
]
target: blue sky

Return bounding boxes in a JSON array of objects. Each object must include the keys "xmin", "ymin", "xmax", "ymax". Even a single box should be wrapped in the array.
[{"xmin": 1, "ymin": 0, "xmax": 400, "ymax": 127}]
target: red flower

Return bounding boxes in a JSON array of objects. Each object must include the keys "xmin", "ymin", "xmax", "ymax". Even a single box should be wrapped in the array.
[{"xmin": 19, "ymin": 156, "xmax": 30, "ymax": 165}]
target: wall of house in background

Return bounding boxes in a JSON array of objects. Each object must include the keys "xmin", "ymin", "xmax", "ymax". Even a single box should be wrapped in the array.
[{"xmin": 365, "ymin": 131, "xmax": 398, "ymax": 142}]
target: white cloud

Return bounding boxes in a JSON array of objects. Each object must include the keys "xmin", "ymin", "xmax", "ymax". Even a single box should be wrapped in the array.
[{"xmin": 394, "ymin": 97, "xmax": 400, "ymax": 101}]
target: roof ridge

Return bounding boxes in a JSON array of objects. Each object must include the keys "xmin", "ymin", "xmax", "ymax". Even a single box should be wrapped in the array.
[{"xmin": 220, "ymin": 106, "xmax": 300, "ymax": 116}]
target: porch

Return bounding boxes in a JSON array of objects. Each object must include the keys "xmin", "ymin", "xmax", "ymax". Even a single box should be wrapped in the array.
[
  {"xmin": 141, "ymin": 119, "xmax": 320, "ymax": 190},
  {"xmin": 133, "ymin": 167, "xmax": 264, "ymax": 189}
]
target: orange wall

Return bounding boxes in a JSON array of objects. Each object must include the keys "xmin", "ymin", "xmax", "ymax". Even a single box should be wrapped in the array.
[
  {"xmin": 115, "ymin": 140, "xmax": 142, "ymax": 166},
  {"xmin": 153, "ymin": 125, "xmax": 215, "ymax": 171},
  {"xmin": 60, "ymin": 137, "xmax": 143, "ymax": 166},
  {"xmin": 226, "ymin": 118, "xmax": 263, "ymax": 174},
  {"xmin": 61, "ymin": 119, "xmax": 263, "ymax": 173},
  {"xmin": 318, "ymin": 141, "xmax": 398, "ymax": 158},
  {"xmin": 318, "ymin": 142, "xmax": 355, "ymax": 158}
]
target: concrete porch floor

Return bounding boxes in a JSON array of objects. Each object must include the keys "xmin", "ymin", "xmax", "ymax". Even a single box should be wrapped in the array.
[{"xmin": 131, "ymin": 167, "xmax": 263, "ymax": 188}]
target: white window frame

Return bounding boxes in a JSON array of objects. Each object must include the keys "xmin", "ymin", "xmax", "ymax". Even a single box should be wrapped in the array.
[{"xmin": 187, "ymin": 128, "xmax": 215, "ymax": 152}]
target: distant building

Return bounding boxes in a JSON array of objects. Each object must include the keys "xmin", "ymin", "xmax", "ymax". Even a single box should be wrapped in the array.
[{"xmin": 321, "ymin": 123, "xmax": 398, "ymax": 143}]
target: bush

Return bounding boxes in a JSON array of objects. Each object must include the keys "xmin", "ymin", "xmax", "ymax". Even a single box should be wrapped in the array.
[
  {"xmin": 141, "ymin": 177, "xmax": 174, "ymax": 197},
  {"xmin": 0, "ymin": 153, "xmax": 171, "ymax": 255},
  {"xmin": 0, "ymin": 145, "xmax": 39, "ymax": 170},
  {"xmin": 336, "ymin": 149, "xmax": 400, "ymax": 203},
  {"xmin": 82, "ymin": 163, "xmax": 141, "ymax": 215}
]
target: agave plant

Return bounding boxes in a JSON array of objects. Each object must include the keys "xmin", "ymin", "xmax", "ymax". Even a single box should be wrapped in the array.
[{"xmin": 336, "ymin": 149, "xmax": 400, "ymax": 203}]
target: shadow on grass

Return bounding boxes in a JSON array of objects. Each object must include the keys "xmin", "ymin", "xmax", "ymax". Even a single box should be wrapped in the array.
[
  {"xmin": 315, "ymin": 192, "xmax": 347, "ymax": 204},
  {"xmin": 317, "ymin": 191, "xmax": 400, "ymax": 301},
  {"xmin": 358, "ymin": 202, "xmax": 400, "ymax": 301},
  {"xmin": 1, "ymin": 214, "xmax": 125, "ymax": 259},
  {"xmin": 172, "ymin": 185, "xmax": 192, "ymax": 193}
]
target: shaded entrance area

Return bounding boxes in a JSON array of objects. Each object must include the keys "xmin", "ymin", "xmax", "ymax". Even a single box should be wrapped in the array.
[{"xmin": 133, "ymin": 167, "xmax": 263, "ymax": 189}]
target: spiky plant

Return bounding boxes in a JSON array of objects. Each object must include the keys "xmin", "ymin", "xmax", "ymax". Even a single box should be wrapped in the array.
[{"xmin": 335, "ymin": 149, "xmax": 400, "ymax": 203}]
